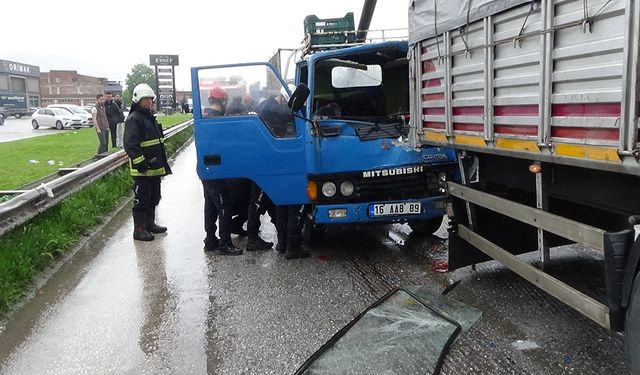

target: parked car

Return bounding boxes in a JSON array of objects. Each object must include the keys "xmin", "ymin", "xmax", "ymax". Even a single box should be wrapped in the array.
[
  {"xmin": 47, "ymin": 104, "xmax": 92, "ymax": 126},
  {"xmin": 31, "ymin": 108, "xmax": 83, "ymax": 130},
  {"xmin": 0, "ymin": 106, "xmax": 7, "ymax": 125}
]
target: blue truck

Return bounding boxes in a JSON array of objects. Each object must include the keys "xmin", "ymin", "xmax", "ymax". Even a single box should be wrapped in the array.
[{"xmin": 191, "ymin": 40, "xmax": 457, "ymax": 242}]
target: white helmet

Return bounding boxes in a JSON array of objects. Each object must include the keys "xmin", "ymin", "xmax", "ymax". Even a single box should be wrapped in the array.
[{"xmin": 132, "ymin": 83, "xmax": 156, "ymax": 103}]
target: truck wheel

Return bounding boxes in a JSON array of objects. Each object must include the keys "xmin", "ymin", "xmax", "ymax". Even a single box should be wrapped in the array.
[
  {"xmin": 55, "ymin": 121, "xmax": 63, "ymax": 130},
  {"xmin": 626, "ymin": 272, "xmax": 640, "ymax": 373},
  {"xmin": 409, "ymin": 217, "xmax": 443, "ymax": 236},
  {"xmin": 14, "ymin": 113, "xmax": 21, "ymax": 119},
  {"xmin": 302, "ymin": 220, "xmax": 325, "ymax": 246},
  {"xmin": 31, "ymin": 120, "xmax": 39, "ymax": 129}
]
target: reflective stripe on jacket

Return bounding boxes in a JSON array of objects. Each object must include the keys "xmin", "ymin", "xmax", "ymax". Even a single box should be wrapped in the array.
[{"xmin": 123, "ymin": 104, "xmax": 172, "ymax": 178}]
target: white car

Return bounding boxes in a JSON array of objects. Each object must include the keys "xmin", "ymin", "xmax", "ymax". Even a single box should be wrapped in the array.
[
  {"xmin": 31, "ymin": 108, "xmax": 83, "ymax": 130},
  {"xmin": 47, "ymin": 104, "xmax": 92, "ymax": 126}
]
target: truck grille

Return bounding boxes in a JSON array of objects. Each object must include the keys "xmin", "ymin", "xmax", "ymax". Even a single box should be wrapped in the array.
[{"xmin": 311, "ymin": 164, "xmax": 454, "ymax": 204}]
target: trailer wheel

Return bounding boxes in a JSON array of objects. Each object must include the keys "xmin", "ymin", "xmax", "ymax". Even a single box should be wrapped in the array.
[
  {"xmin": 409, "ymin": 217, "xmax": 443, "ymax": 236},
  {"xmin": 626, "ymin": 272, "xmax": 640, "ymax": 373},
  {"xmin": 14, "ymin": 113, "xmax": 22, "ymax": 119}
]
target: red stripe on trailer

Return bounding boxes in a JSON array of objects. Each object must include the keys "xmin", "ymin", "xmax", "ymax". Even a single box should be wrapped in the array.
[
  {"xmin": 494, "ymin": 105, "xmax": 539, "ymax": 116},
  {"xmin": 551, "ymin": 127, "xmax": 619, "ymax": 141},
  {"xmin": 424, "ymin": 122, "xmax": 446, "ymax": 129},
  {"xmin": 495, "ymin": 125, "xmax": 538, "ymax": 136},
  {"xmin": 454, "ymin": 123, "xmax": 484, "ymax": 132},
  {"xmin": 453, "ymin": 106, "xmax": 484, "ymax": 116},
  {"xmin": 423, "ymin": 79, "xmax": 442, "ymax": 88},
  {"xmin": 552, "ymin": 103, "xmax": 621, "ymax": 117},
  {"xmin": 423, "ymin": 107, "xmax": 445, "ymax": 115}
]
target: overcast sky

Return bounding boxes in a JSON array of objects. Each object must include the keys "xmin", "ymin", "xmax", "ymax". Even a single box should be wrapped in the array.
[{"xmin": 2, "ymin": 0, "xmax": 410, "ymax": 91}]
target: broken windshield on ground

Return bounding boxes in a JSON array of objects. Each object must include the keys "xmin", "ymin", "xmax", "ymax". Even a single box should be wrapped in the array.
[{"xmin": 296, "ymin": 287, "xmax": 481, "ymax": 375}]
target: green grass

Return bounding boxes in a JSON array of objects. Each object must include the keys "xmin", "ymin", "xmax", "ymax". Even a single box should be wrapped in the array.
[
  {"xmin": 0, "ymin": 113, "xmax": 192, "ymax": 190},
  {"xmin": 0, "ymin": 126, "xmax": 193, "ymax": 315}
]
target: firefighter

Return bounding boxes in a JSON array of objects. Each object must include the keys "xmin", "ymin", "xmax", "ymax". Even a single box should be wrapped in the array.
[
  {"xmin": 200, "ymin": 87, "xmax": 243, "ymax": 255},
  {"xmin": 123, "ymin": 83, "xmax": 171, "ymax": 241}
]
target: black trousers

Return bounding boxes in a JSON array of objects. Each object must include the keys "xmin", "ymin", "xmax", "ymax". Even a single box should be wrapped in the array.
[
  {"xmin": 108, "ymin": 122, "xmax": 118, "ymax": 148},
  {"xmin": 247, "ymin": 183, "xmax": 275, "ymax": 238},
  {"xmin": 275, "ymin": 205, "xmax": 305, "ymax": 242},
  {"xmin": 133, "ymin": 177, "xmax": 161, "ymax": 213},
  {"xmin": 202, "ymin": 179, "xmax": 233, "ymax": 247},
  {"xmin": 229, "ymin": 178, "xmax": 252, "ymax": 231}
]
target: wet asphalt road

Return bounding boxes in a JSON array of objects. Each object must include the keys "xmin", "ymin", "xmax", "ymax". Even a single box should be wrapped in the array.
[
  {"xmin": 0, "ymin": 142, "xmax": 630, "ymax": 374},
  {"xmin": 0, "ymin": 117, "xmax": 64, "ymax": 143}
]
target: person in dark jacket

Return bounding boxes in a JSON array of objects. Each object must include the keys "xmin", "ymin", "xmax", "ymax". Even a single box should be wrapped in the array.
[
  {"xmin": 105, "ymin": 92, "xmax": 125, "ymax": 148},
  {"xmin": 200, "ymin": 87, "xmax": 243, "ymax": 255},
  {"xmin": 123, "ymin": 84, "xmax": 172, "ymax": 241}
]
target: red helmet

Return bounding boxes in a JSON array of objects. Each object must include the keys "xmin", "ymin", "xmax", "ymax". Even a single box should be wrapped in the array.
[{"xmin": 209, "ymin": 86, "xmax": 228, "ymax": 101}]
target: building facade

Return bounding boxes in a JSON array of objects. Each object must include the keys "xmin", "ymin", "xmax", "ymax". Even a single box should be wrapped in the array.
[
  {"xmin": 0, "ymin": 59, "xmax": 41, "ymax": 108},
  {"xmin": 40, "ymin": 71, "xmax": 121, "ymax": 107}
]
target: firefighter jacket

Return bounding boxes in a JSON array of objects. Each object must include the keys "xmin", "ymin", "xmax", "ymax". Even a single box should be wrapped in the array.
[{"xmin": 124, "ymin": 103, "xmax": 172, "ymax": 177}]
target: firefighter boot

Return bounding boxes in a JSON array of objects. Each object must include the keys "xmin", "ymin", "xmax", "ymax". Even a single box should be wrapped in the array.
[
  {"xmin": 246, "ymin": 236, "xmax": 273, "ymax": 251},
  {"xmin": 133, "ymin": 212, "xmax": 154, "ymax": 241},
  {"xmin": 145, "ymin": 209, "xmax": 167, "ymax": 233},
  {"xmin": 284, "ymin": 239, "xmax": 310, "ymax": 259},
  {"xmin": 275, "ymin": 232, "xmax": 287, "ymax": 253}
]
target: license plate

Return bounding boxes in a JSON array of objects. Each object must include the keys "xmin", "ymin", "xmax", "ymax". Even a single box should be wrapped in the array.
[{"xmin": 369, "ymin": 202, "xmax": 421, "ymax": 217}]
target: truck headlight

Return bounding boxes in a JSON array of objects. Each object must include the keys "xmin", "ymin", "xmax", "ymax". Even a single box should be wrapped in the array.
[
  {"xmin": 340, "ymin": 181, "xmax": 354, "ymax": 196},
  {"xmin": 321, "ymin": 182, "xmax": 337, "ymax": 197}
]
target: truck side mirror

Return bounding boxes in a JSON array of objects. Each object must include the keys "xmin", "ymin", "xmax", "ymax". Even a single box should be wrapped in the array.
[{"xmin": 288, "ymin": 84, "xmax": 310, "ymax": 113}]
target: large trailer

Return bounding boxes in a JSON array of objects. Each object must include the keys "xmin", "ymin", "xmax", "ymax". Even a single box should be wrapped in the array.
[{"xmin": 407, "ymin": 0, "xmax": 640, "ymax": 370}]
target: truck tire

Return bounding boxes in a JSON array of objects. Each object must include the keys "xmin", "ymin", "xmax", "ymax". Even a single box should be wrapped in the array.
[
  {"xmin": 626, "ymin": 272, "xmax": 640, "ymax": 374},
  {"xmin": 409, "ymin": 217, "xmax": 443, "ymax": 236},
  {"xmin": 31, "ymin": 120, "xmax": 39, "ymax": 129},
  {"xmin": 302, "ymin": 219, "xmax": 325, "ymax": 246},
  {"xmin": 14, "ymin": 113, "xmax": 21, "ymax": 119},
  {"xmin": 55, "ymin": 121, "xmax": 63, "ymax": 130}
]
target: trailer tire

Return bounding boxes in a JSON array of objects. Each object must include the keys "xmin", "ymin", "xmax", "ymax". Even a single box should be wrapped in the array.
[
  {"xmin": 409, "ymin": 217, "xmax": 443, "ymax": 236},
  {"xmin": 626, "ymin": 272, "xmax": 640, "ymax": 374},
  {"xmin": 14, "ymin": 113, "xmax": 21, "ymax": 119}
]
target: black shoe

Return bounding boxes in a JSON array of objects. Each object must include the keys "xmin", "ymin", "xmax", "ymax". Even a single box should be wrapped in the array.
[
  {"xmin": 146, "ymin": 210, "xmax": 167, "ymax": 233},
  {"xmin": 284, "ymin": 240, "xmax": 310, "ymax": 259},
  {"xmin": 203, "ymin": 239, "xmax": 219, "ymax": 252},
  {"xmin": 219, "ymin": 243, "xmax": 243, "ymax": 256},
  {"xmin": 247, "ymin": 237, "xmax": 273, "ymax": 251},
  {"xmin": 134, "ymin": 226, "xmax": 155, "ymax": 241}
]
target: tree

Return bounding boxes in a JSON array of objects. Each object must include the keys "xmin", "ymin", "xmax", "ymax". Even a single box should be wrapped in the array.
[{"xmin": 124, "ymin": 63, "xmax": 156, "ymax": 106}]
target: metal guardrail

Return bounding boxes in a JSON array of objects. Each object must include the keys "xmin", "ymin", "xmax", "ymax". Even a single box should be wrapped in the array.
[{"xmin": 0, "ymin": 120, "xmax": 193, "ymax": 237}]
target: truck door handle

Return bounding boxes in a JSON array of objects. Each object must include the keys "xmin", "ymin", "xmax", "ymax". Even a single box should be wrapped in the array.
[{"xmin": 204, "ymin": 155, "xmax": 221, "ymax": 165}]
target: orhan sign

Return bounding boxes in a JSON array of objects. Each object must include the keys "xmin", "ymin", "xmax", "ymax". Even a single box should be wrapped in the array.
[
  {"xmin": 0, "ymin": 59, "xmax": 40, "ymax": 78},
  {"xmin": 149, "ymin": 55, "xmax": 178, "ymax": 111}
]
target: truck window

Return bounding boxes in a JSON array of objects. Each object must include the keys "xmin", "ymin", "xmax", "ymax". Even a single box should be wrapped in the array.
[
  {"xmin": 197, "ymin": 65, "xmax": 295, "ymax": 138},
  {"xmin": 313, "ymin": 56, "xmax": 408, "ymax": 119}
]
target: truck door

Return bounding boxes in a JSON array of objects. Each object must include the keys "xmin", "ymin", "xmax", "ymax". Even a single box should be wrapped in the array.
[{"xmin": 192, "ymin": 63, "xmax": 309, "ymax": 205}]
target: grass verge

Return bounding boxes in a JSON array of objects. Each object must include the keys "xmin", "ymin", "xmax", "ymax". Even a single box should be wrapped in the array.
[
  {"xmin": 0, "ymin": 113, "xmax": 192, "ymax": 190},
  {"xmin": 0, "ymin": 125, "xmax": 194, "ymax": 315}
]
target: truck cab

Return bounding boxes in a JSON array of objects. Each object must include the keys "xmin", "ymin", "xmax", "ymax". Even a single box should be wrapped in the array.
[{"xmin": 191, "ymin": 40, "xmax": 457, "ymax": 237}]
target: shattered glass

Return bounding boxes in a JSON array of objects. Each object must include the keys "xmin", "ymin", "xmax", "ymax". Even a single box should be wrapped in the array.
[{"xmin": 298, "ymin": 287, "xmax": 481, "ymax": 375}]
